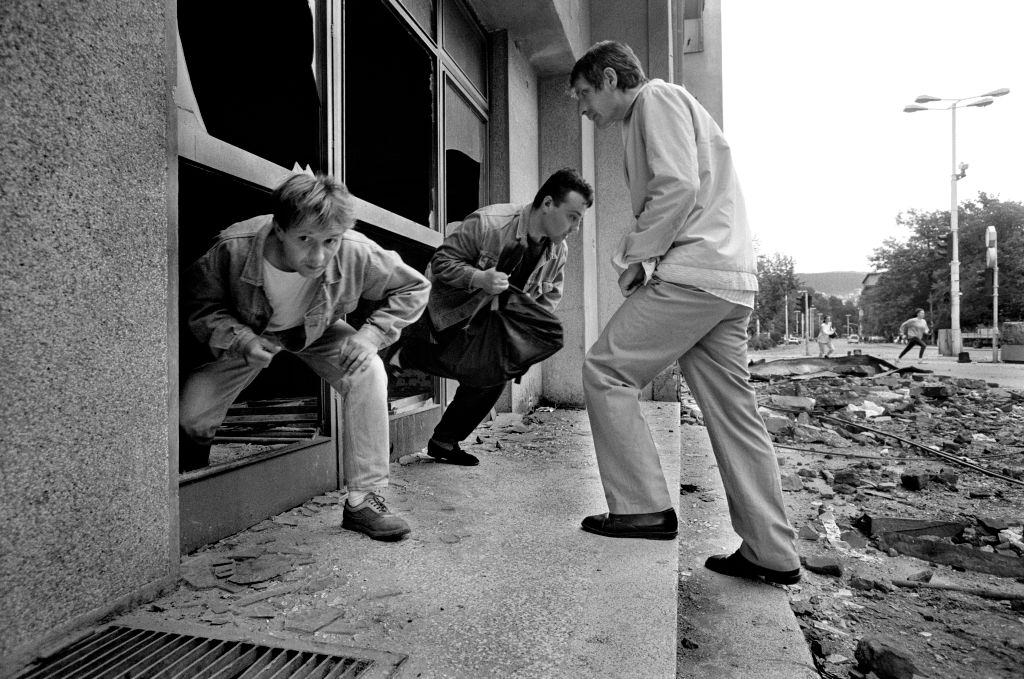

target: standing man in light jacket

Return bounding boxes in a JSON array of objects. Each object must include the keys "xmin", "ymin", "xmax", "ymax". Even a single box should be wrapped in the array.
[
  {"xmin": 386, "ymin": 168, "xmax": 593, "ymax": 466},
  {"xmin": 570, "ymin": 41, "xmax": 801, "ymax": 585}
]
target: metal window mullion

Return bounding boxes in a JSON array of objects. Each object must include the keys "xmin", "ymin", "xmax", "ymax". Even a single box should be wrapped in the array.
[
  {"xmin": 440, "ymin": 52, "xmax": 488, "ymax": 116},
  {"xmin": 384, "ymin": 0, "xmax": 436, "ymax": 47}
]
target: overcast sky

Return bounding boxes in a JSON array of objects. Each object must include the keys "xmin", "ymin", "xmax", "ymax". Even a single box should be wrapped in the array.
[{"xmin": 720, "ymin": 0, "xmax": 1024, "ymax": 273}]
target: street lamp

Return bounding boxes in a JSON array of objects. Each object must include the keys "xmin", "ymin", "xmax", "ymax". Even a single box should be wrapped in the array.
[{"xmin": 903, "ymin": 88, "xmax": 1009, "ymax": 356}]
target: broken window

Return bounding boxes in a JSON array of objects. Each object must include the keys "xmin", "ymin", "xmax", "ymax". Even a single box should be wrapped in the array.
[
  {"xmin": 398, "ymin": 0, "xmax": 435, "ymax": 39},
  {"xmin": 444, "ymin": 79, "xmax": 486, "ymax": 225},
  {"xmin": 344, "ymin": 0, "xmax": 436, "ymax": 227},
  {"xmin": 177, "ymin": 0, "xmax": 322, "ymax": 172}
]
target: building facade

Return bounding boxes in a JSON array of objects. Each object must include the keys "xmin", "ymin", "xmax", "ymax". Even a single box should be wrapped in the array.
[{"xmin": 0, "ymin": 0, "xmax": 722, "ymax": 670}]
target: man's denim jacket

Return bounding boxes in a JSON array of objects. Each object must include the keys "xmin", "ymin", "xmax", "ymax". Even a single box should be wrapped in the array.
[
  {"xmin": 186, "ymin": 215, "xmax": 430, "ymax": 358},
  {"xmin": 427, "ymin": 203, "xmax": 566, "ymax": 331}
]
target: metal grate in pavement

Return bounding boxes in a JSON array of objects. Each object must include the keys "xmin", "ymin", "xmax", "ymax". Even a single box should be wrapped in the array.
[{"xmin": 15, "ymin": 624, "xmax": 399, "ymax": 679}]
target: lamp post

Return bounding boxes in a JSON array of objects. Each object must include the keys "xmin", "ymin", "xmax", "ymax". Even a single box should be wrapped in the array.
[
  {"xmin": 904, "ymin": 88, "xmax": 1010, "ymax": 356},
  {"xmin": 987, "ymin": 225, "xmax": 999, "ymax": 364}
]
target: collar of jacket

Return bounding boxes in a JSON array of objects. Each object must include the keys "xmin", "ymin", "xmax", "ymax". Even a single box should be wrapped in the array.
[
  {"xmin": 513, "ymin": 205, "xmax": 553, "ymax": 255},
  {"xmin": 238, "ymin": 216, "xmax": 341, "ymax": 287}
]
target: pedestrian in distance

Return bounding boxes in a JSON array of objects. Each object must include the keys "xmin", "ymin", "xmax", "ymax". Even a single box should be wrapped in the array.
[
  {"xmin": 895, "ymin": 308, "xmax": 930, "ymax": 364},
  {"xmin": 180, "ymin": 173, "xmax": 430, "ymax": 541},
  {"xmin": 817, "ymin": 315, "xmax": 836, "ymax": 358},
  {"xmin": 384, "ymin": 168, "xmax": 593, "ymax": 466},
  {"xmin": 569, "ymin": 41, "xmax": 801, "ymax": 585}
]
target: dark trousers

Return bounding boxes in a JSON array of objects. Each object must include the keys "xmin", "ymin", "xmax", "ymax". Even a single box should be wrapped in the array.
[
  {"xmin": 399, "ymin": 322, "xmax": 507, "ymax": 444},
  {"xmin": 899, "ymin": 336, "xmax": 928, "ymax": 359}
]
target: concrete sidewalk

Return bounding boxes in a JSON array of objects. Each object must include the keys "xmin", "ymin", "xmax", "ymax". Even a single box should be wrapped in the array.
[
  {"xmin": 118, "ymin": 404, "xmax": 679, "ymax": 678},
  {"xmin": 112, "ymin": 403, "xmax": 814, "ymax": 678},
  {"xmin": 675, "ymin": 425, "xmax": 817, "ymax": 679}
]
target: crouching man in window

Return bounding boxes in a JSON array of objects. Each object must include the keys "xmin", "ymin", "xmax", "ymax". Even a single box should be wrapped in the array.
[{"xmin": 180, "ymin": 173, "xmax": 430, "ymax": 541}]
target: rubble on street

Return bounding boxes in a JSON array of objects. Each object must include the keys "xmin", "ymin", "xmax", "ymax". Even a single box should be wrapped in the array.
[{"xmin": 732, "ymin": 354, "xmax": 1024, "ymax": 679}]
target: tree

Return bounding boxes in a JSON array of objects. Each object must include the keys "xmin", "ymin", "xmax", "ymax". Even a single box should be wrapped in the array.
[
  {"xmin": 863, "ymin": 193, "xmax": 1024, "ymax": 336},
  {"xmin": 753, "ymin": 253, "xmax": 800, "ymax": 337}
]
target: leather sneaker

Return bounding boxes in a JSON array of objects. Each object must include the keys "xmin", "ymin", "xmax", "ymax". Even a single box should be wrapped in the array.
[
  {"xmin": 704, "ymin": 550, "xmax": 801, "ymax": 585},
  {"xmin": 427, "ymin": 439, "xmax": 479, "ymax": 466},
  {"xmin": 342, "ymin": 492, "xmax": 410, "ymax": 541},
  {"xmin": 580, "ymin": 508, "xmax": 678, "ymax": 540}
]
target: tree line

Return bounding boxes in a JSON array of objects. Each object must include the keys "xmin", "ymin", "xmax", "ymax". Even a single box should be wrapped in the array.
[{"xmin": 752, "ymin": 193, "xmax": 1024, "ymax": 343}]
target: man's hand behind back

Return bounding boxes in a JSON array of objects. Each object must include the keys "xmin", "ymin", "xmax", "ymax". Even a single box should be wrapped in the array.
[{"xmin": 618, "ymin": 262, "xmax": 645, "ymax": 297}]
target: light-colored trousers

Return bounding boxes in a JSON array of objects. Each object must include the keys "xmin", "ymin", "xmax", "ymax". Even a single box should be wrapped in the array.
[
  {"xmin": 180, "ymin": 321, "xmax": 390, "ymax": 493},
  {"xmin": 582, "ymin": 279, "xmax": 800, "ymax": 571}
]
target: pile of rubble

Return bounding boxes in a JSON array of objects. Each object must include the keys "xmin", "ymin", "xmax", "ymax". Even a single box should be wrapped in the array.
[{"xmin": 694, "ymin": 357, "xmax": 1024, "ymax": 679}]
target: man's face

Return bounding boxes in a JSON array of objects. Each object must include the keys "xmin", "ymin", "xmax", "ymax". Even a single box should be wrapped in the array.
[
  {"xmin": 538, "ymin": 191, "xmax": 588, "ymax": 244},
  {"xmin": 572, "ymin": 75, "xmax": 622, "ymax": 129},
  {"xmin": 274, "ymin": 218, "xmax": 346, "ymax": 278}
]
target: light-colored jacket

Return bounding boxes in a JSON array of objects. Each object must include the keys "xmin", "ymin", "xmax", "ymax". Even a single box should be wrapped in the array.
[
  {"xmin": 426, "ymin": 203, "xmax": 566, "ymax": 331},
  {"xmin": 817, "ymin": 322, "xmax": 834, "ymax": 343},
  {"xmin": 899, "ymin": 317, "xmax": 930, "ymax": 340},
  {"xmin": 185, "ymin": 215, "xmax": 430, "ymax": 357},
  {"xmin": 616, "ymin": 79, "xmax": 757, "ymax": 295}
]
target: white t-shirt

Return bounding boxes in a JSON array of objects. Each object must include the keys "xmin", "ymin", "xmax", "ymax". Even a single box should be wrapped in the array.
[{"xmin": 262, "ymin": 258, "xmax": 317, "ymax": 331}]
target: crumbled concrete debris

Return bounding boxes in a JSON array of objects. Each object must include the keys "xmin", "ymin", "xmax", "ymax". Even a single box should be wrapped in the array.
[
  {"xmin": 802, "ymin": 555, "xmax": 844, "ymax": 577},
  {"xmin": 781, "ymin": 473, "xmax": 805, "ymax": 491},
  {"xmin": 855, "ymin": 636, "xmax": 917, "ymax": 679},
  {"xmin": 899, "ymin": 469, "xmax": 931, "ymax": 491}
]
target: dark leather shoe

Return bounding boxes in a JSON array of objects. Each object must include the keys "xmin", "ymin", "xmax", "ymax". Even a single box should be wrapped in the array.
[
  {"xmin": 580, "ymin": 508, "xmax": 677, "ymax": 540},
  {"xmin": 427, "ymin": 440, "xmax": 479, "ymax": 466},
  {"xmin": 704, "ymin": 550, "xmax": 801, "ymax": 585}
]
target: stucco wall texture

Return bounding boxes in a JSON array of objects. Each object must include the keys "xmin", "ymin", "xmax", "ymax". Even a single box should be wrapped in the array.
[{"xmin": 0, "ymin": 1, "xmax": 172, "ymax": 661}]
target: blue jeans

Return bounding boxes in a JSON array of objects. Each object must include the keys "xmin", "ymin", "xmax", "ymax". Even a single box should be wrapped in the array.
[{"xmin": 180, "ymin": 320, "xmax": 390, "ymax": 493}]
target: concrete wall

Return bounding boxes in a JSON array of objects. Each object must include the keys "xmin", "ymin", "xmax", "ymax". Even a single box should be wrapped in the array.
[
  {"xmin": 678, "ymin": 0, "xmax": 724, "ymax": 126},
  {"xmin": 538, "ymin": 75, "xmax": 594, "ymax": 406},
  {"xmin": 582, "ymin": 0, "xmax": 680, "ymax": 400},
  {"xmin": 0, "ymin": 0, "xmax": 174, "ymax": 667},
  {"xmin": 498, "ymin": 37, "xmax": 543, "ymax": 413}
]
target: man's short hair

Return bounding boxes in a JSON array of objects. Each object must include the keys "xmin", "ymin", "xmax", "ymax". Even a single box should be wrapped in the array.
[
  {"xmin": 916, "ymin": 308, "xmax": 926, "ymax": 315},
  {"xmin": 532, "ymin": 167, "xmax": 594, "ymax": 210},
  {"xmin": 569, "ymin": 40, "xmax": 647, "ymax": 91},
  {"xmin": 272, "ymin": 173, "xmax": 356, "ymax": 231}
]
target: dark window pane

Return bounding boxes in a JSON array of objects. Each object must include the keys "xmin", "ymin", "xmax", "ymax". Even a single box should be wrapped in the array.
[
  {"xmin": 398, "ymin": 0, "xmax": 435, "ymax": 39},
  {"xmin": 445, "ymin": 80, "xmax": 486, "ymax": 225},
  {"xmin": 442, "ymin": 0, "xmax": 486, "ymax": 94},
  {"xmin": 178, "ymin": 0, "xmax": 322, "ymax": 171},
  {"xmin": 345, "ymin": 0, "xmax": 435, "ymax": 227}
]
